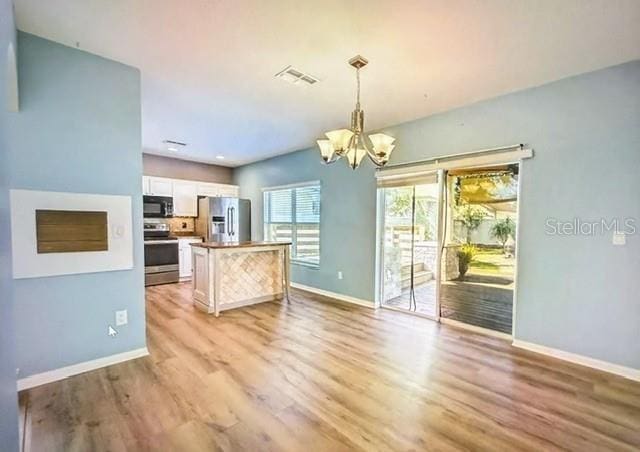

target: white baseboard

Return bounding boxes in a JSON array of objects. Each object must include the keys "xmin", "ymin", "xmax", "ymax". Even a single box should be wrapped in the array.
[
  {"xmin": 512, "ymin": 340, "xmax": 640, "ymax": 382},
  {"xmin": 290, "ymin": 283, "xmax": 375, "ymax": 309},
  {"xmin": 17, "ymin": 347, "xmax": 149, "ymax": 391}
]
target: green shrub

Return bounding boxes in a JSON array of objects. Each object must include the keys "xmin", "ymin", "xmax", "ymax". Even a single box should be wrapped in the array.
[
  {"xmin": 490, "ymin": 217, "xmax": 516, "ymax": 253},
  {"xmin": 457, "ymin": 244, "xmax": 477, "ymax": 279}
]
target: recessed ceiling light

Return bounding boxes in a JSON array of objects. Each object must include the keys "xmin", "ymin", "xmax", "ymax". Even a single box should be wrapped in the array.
[
  {"xmin": 167, "ymin": 147, "xmax": 179, "ymax": 152},
  {"xmin": 216, "ymin": 155, "xmax": 225, "ymax": 160}
]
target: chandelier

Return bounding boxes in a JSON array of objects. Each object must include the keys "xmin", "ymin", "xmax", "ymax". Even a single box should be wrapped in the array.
[{"xmin": 317, "ymin": 55, "xmax": 395, "ymax": 170}]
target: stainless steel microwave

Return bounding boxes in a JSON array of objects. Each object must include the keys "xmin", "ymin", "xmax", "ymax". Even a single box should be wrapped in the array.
[{"xmin": 143, "ymin": 195, "xmax": 174, "ymax": 218}]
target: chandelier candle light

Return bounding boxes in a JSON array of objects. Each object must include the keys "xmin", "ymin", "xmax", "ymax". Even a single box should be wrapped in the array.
[{"xmin": 317, "ymin": 55, "xmax": 396, "ymax": 170}]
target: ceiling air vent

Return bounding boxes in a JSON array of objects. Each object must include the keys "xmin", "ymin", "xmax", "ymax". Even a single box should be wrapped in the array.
[
  {"xmin": 275, "ymin": 66, "xmax": 319, "ymax": 85},
  {"xmin": 163, "ymin": 139, "xmax": 187, "ymax": 152}
]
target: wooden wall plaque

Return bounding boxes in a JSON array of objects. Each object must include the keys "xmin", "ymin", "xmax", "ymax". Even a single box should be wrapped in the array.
[{"xmin": 36, "ymin": 210, "xmax": 108, "ymax": 253}]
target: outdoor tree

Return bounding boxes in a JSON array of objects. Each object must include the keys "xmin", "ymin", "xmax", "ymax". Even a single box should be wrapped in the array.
[
  {"xmin": 387, "ymin": 189, "xmax": 437, "ymax": 240},
  {"xmin": 490, "ymin": 217, "xmax": 516, "ymax": 253},
  {"xmin": 455, "ymin": 204, "xmax": 485, "ymax": 243}
]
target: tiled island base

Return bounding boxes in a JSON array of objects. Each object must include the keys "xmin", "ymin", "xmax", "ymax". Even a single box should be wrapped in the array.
[{"xmin": 191, "ymin": 241, "xmax": 291, "ymax": 316}]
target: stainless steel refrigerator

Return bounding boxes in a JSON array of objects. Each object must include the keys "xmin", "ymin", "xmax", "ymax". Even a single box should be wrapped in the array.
[{"xmin": 196, "ymin": 197, "xmax": 251, "ymax": 243}]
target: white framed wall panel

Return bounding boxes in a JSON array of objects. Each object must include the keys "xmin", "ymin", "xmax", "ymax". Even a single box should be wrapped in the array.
[{"xmin": 10, "ymin": 189, "xmax": 134, "ymax": 279}]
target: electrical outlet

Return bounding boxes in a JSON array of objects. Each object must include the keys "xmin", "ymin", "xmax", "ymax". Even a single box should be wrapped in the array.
[
  {"xmin": 115, "ymin": 309, "xmax": 128, "ymax": 326},
  {"xmin": 613, "ymin": 231, "xmax": 626, "ymax": 246},
  {"xmin": 338, "ymin": 271, "xmax": 343, "ymax": 280}
]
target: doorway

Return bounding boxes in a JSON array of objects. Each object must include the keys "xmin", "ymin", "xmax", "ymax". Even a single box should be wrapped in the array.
[
  {"xmin": 378, "ymin": 172, "xmax": 443, "ymax": 319},
  {"xmin": 376, "ymin": 159, "xmax": 521, "ymax": 337},
  {"xmin": 439, "ymin": 164, "xmax": 519, "ymax": 334}
]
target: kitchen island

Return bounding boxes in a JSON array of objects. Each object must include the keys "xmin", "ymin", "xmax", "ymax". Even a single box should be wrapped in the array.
[{"xmin": 190, "ymin": 241, "xmax": 291, "ymax": 316}]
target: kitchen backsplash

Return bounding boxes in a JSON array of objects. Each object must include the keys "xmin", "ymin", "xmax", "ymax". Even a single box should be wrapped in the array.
[{"xmin": 167, "ymin": 217, "xmax": 195, "ymax": 232}]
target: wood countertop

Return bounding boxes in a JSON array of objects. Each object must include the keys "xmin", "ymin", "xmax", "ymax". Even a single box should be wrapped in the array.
[
  {"xmin": 170, "ymin": 233, "xmax": 203, "ymax": 239},
  {"xmin": 191, "ymin": 241, "xmax": 292, "ymax": 249}
]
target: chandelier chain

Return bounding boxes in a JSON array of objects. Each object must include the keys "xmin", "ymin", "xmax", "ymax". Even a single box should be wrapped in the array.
[{"xmin": 356, "ymin": 68, "xmax": 361, "ymax": 110}]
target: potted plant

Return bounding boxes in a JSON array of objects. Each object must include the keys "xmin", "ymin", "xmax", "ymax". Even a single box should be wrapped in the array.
[{"xmin": 457, "ymin": 243, "xmax": 477, "ymax": 280}]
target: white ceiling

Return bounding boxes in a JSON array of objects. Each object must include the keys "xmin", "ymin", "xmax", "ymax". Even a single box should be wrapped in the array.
[{"xmin": 14, "ymin": 0, "xmax": 640, "ymax": 167}]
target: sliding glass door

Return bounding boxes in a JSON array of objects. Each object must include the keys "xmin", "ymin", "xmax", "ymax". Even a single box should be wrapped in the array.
[
  {"xmin": 439, "ymin": 164, "xmax": 519, "ymax": 334},
  {"xmin": 378, "ymin": 172, "xmax": 443, "ymax": 318},
  {"xmin": 376, "ymin": 155, "xmax": 522, "ymax": 336}
]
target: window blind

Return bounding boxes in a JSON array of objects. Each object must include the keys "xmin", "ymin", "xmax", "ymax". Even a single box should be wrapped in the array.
[
  {"xmin": 265, "ymin": 189, "xmax": 293, "ymax": 223},
  {"xmin": 375, "ymin": 145, "xmax": 532, "ymax": 184},
  {"xmin": 295, "ymin": 185, "xmax": 320, "ymax": 223},
  {"xmin": 263, "ymin": 182, "xmax": 321, "ymax": 267}
]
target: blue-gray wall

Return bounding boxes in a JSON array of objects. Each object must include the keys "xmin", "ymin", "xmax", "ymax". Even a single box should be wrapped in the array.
[
  {"xmin": 235, "ymin": 147, "xmax": 378, "ymax": 301},
  {"xmin": 7, "ymin": 32, "xmax": 146, "ymax": 377},
  {"xmin": 235, "ymin": 60, "xmax": 640, "ymax": 370},
  {"xmin": 0, "ymin": 0, "xmax": 20, "ymax": 449}
]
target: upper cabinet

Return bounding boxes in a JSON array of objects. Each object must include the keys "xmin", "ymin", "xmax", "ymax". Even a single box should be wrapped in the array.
[
  {"xmin": 217, "ymin": 185, "xmax": 240, "ymax": 197},
  {"xmin": 142, "ymin": 176, "xmax": 150, "ymax": 195},
  {"xmin": 142, "ymin": 176, "xmax": 239, "ymax": 217},
  {"xmin": 172, "ymin": 180, "xmax": 198, "ymax": 217},
  {"xmin": 144, "ymin": 176, "xmax": 173, "ymax": 197},
  {"xmin": 197, "ymin": 182, "xmax": 239, "ymax": 198},
  {"xmin": 196, "ymin": 182, "xmax": 220, "ymax": 197}
]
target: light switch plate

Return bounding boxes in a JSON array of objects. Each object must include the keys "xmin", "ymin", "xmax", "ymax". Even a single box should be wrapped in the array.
[
  {"xmin": 113, "ymin": 224, "xmax": 125, "ymax": 238},
  {"xmin": 612, "ymin": 231, "xmax": 626, "ymax": 246},
  {"xmin": 115, "ymin": 309, "xmax": 128, "ymax": 326}
]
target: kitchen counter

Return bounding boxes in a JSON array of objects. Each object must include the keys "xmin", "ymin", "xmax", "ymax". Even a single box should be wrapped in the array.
[
  {"xmin": 191, "ymin": 240, "xmax": 291, "ymax": 249},
  {"xmin": 191, "ymin": 241, "xmax": 290, "ymax": 316},
  {"xmin": 170, "ymin": 233, "xmax": 203, "ymax": 239}
]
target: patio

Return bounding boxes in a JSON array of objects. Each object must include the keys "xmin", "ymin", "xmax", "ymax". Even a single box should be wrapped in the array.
[
  {"xmin": 382, "ymin": 168, "xmax": 517, "ymax": 334},
  {"xmin": 440, "ymin": 274, "xmax": 513, "ymax": 333},
  {"xmin": 384, "ymin": 250, "xmax": 514, "ymax": 334},
  {"xmin": 384, "ymin": 280, "xmax": 437, "ymax": 316}
]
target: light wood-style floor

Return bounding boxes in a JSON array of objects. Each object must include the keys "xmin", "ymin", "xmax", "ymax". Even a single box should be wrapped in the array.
[{"xmin": 21, "ymin": 283, "xmax": 640, "ymax": 451}]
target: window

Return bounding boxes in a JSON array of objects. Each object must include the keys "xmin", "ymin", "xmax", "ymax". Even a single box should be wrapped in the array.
[{"xmin": 263, "ymin": 181, "xmax": 320, "ymax": 267}]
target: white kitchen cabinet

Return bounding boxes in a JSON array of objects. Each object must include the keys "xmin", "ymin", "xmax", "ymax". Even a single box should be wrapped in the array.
[
  {"xmin": 217, "ymin": 185, "xmax": 239, "ymax": 197},
  {"xmin": 196, "ymin": 182, "xmax": 239, "ymax": 198},
  {"xmin": 179, "ymin": 246, "xmax": 191, "ymax": 279},
  {"xmin": 197, "ymin": 182, "xmax": 220, "ymax": 197},
  {"xmin": 172, "ymin": 181, "xmax": 198, "ymax": 216},
  {"xmin": 143, "ymin": 175, "xmax": 239, "ymax": 214},
  {"xmin": 191, "ymin": 245, "xmax": 209, "ymax": 297},
  {"xmin": 178, "ymin": 237, "xmax": 202, "ymax": 280},
  {"xmin": 142, "ymin": 176, "xmax": 151, "ymax": 195},
  {"xmin": 147, "ymin": 177, "xmax": 173, "ymax": 197}
]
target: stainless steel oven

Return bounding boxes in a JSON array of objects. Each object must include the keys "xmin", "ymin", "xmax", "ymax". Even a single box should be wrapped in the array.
[
  {"xmin": 143, "ymin": 195, "xmax": 174, "ymax": 218},
  {"xmin": 144, "ymin": 221, "xmax": 179, "ymax": 286}
]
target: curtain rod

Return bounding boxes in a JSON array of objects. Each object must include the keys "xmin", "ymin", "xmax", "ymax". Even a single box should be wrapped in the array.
[{"xmin": 376, "ymin": 144, "xmax": 525, "ymax": 173}]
